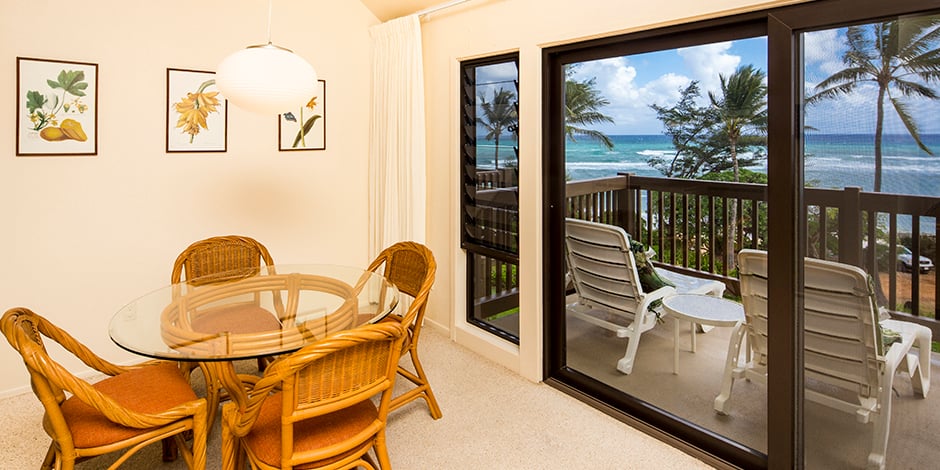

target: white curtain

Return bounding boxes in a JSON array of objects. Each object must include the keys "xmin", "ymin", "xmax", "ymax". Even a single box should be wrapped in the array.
[{"xmin": 368, "ymin": 15, "xmax": 427, "ymax": 259}]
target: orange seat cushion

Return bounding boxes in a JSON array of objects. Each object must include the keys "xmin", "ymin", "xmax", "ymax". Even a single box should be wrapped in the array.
[
  {"xmin": 245, "ymin": 392, "xmax": 379, "ymax": 468},
  {"xmin": 55, "ymin": 362, "xmax": 198, "ymax": 448},
  {"xmin": 191, "ymin": 305, "xmax": 281, "ymax": 334}
]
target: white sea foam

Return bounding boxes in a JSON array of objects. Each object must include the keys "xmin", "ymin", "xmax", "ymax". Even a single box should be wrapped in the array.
[
  {"xmin": 565, "ymin": 161, "xmax": 652, "ymax": 170},
  {"xmin": 636, "ymin": 149, "xmax": 672, "ymax": 157}
]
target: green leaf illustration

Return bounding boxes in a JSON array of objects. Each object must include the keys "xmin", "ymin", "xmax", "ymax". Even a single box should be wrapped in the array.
[
  {"xmin": 292, "ymin": 115, "xmax": 321, "ymax": 148},
  {"xmin": 26, "ymin": 90, "xmax": 47, "ymax": 113},
  {"xmin": 47, "ymin": 70, "xmax": 88, "ymax": 97}
]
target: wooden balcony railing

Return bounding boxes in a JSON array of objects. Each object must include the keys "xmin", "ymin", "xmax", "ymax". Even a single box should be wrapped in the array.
[
  {"xmin": 565, "ymin": 173, "xmax": 940, "ymax": 336},
  {"xmin": 468, "ymin": 170, "xmax": 938, "ymax": 336}
]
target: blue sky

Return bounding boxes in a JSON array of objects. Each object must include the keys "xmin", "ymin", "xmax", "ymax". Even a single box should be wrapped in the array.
[
  {"xmin": 565, "ymin": 29, "xmax": 940, "ymax": 136},
  {"xmin": 567, "ymin": 37, "xmax": 766, "ymax": 134}
]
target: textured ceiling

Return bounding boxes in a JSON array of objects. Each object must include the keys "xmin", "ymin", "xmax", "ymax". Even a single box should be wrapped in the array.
[{"xmin": 359, "ymin": 0, "xmax": 443, "ymax": 22}]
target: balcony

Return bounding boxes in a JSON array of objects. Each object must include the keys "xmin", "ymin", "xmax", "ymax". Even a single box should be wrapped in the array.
[
  {"xmin": 563, "ymin": 173, "xmax": 940, "ymax": 468},
  {"xmin": 472, "ymin": 172, "xmax": 939, "ymax": 467}
]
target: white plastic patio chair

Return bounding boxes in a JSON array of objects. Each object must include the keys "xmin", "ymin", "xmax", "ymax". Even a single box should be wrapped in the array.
[
  {"xmin": 564, "ymin": 218, "xmax": 726, "ymax": 374},
  {"xmin": 714, "ymin": 249, "xmax": 931, "ymax": 470}
]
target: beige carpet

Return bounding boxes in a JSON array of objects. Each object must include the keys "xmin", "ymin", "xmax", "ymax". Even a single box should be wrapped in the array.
[{"xmin": 0, "ymin": 328, "xmax": 711, "ymax": 469}]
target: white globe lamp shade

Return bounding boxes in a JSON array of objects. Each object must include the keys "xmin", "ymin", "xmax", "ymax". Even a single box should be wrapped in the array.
[{"xmin": 216, "ymin": 44, "xmax": 318, "ymax": 115}]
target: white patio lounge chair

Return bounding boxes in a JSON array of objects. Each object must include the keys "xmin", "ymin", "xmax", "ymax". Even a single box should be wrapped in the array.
[
  {"xmin": 714, "ymin": 249, "xmax": 931, "ymax": 470},
  {"xmin": 564, "ymin": 218, "xmax": 726, "ymax": 374}
]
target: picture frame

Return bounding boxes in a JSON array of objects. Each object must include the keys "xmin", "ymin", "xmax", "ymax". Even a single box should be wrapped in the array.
[
  {"xmin": 16, "ymin": 57, "xmax": 98, "ymax": 156},
  {"xmin": 166, "ymin": 68, "xmax": 227, "ymax": 153},
  {"xmin": 278, "ymin": 79, "xmax": 326, "ymax": 151}
]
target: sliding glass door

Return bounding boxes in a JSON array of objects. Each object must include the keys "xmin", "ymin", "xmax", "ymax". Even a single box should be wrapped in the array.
[
  {"xmin": 543, "ymin": 1, "xmax": 940, "ymax": 467},
  {"xmin": 799, "ymin": 12, "xmax": 940, "ymax": 468}
]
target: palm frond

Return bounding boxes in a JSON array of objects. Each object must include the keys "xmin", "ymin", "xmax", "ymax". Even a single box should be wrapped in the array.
[
  {"xmin": 890, "ymin": 97, "xmax": 934, "ymax": 155},
  {"xmin": 566, "ymin": 127, "xmax": 614, "ymax": 150},
  {"xmin": 892, "ymin": 77, "xmax": 939, "ymax": 99}
]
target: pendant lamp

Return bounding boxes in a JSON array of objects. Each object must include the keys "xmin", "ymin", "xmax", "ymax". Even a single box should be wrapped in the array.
[{"xmin": 215, "ymin": 0, "xmax": 317, "ymax": 114}]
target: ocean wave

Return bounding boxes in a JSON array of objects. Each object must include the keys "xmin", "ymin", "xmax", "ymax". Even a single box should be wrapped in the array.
[
  {"xmin": 566, "ymin": 161, "xmax": 652, "ymax": 170},
  {"xmin": 839, "ymin": 154, "xmax": 935, "ymax": 162},
  {"xmin": 636, "ymin": 149, "xmax": 673, "ymax": 157},
  {"xmin": 805, "ymin": 161, "xmax": 940, "ymax": 174}
]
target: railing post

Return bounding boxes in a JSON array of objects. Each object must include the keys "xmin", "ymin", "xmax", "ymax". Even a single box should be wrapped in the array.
[
  {"xmin": 619, "ymin": 172, "xmax": 634, "ymax": 235},
  {"xmin": 838, "ymin": 186, "xmax": 862, "ymax": 266}
]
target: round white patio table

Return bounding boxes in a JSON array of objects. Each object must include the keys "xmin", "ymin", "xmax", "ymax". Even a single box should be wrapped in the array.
[{"xmin": 661, "ymin": 294, "xmax": 745, "ymax": 374}]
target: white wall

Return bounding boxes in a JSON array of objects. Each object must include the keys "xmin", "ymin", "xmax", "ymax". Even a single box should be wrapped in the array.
[
  {"xmin": 418, "ymin": 0, "xmax": 811, "ymax": 380},
  {"xmin": 0, "ymin": 0, "xmax": 380, "ymax": 395}
]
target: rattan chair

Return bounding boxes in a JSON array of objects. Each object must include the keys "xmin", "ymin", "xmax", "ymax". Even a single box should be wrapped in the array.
[
  {"xmin": 220, "ymin": 322, "xmax": 406, "ymax": 470},
  {"xmin": 171, "ymin": 235, "xmax": 283, "ymax": 373},
  {"xmin": 367, "ymin": 241, "xmax": 442, "ymax": 419},
  {"xmin": 1, "ymin": 307, "xmax": 207, "ymax": 470}
]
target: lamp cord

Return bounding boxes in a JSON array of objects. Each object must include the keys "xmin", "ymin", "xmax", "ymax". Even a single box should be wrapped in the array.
[{"xmin": 266, "ymin": 0, "xmax": 273, "ymax": 45}]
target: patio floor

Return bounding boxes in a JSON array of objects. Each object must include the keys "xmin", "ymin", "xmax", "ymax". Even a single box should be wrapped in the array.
[{"xmin": 565, "ymin": 304, "xmax": 940, "ymax": 469}]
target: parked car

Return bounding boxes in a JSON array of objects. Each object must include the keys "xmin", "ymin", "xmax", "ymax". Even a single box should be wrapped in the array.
[{"xmin": 897, "ymin": 246, "xmax": 934, "ymax": 273}]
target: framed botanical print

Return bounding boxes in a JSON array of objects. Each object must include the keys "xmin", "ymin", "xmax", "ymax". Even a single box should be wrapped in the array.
[
  {"xmin": 166, "ymin": 68, "xmax": 227, "ymax": 153},
  {"xmin": 16, "ymin": 57, "xmax": 98, "ymax": 156},
  {"xmin": 278, "ymin": 79, "xmax": 326, "ymax": 151}
]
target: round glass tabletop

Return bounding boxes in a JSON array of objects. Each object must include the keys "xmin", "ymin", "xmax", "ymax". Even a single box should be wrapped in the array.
[{"xmin": 109, "ymin": 264, "xmax": 399, "ymax": 361}]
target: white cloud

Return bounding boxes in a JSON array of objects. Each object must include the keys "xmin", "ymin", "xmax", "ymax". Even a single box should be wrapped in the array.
[
  {"xmin": 803, "ymin": 28, "xmax": 841, "ymax": 65},
  {"xmin": 677, "ymin": 42, "xmax": 741, "ymax": 94},
  {"xmin": 571, "ymin": 58, "xmax": 699, "ymax": 133},
  {"xmin": 803, "ymin": 28, "xmax": 849, "ymax": 87},
  {"xmin": 641, "ymin": 73, "xmax": 693, "ymax": 107}
]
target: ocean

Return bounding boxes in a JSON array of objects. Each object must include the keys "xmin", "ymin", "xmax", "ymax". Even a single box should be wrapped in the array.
[{"xmin": 477, "ymin": 133, "xmax": 940, "ymax": 198}]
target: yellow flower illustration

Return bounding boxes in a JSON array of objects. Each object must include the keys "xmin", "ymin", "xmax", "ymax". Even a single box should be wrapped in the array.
[{"xmin": 173, "ymin": 80, "xmax": 221, "ymax": 143}]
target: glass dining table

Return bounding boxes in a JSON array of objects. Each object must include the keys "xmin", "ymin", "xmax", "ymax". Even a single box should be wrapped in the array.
[{"xmin": 109, "ymin": 264, "xmax": 400, "ymax": 429}]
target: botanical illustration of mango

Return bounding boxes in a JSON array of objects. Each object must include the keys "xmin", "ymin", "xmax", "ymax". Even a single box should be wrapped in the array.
[{"xmin": 25, "ymin": 69, "xmax": 91, "ymax": 143}]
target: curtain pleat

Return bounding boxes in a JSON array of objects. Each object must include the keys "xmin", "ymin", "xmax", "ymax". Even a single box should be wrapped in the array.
[{"xmin": 369, "ymin": 15, "xmax": 427, "ymax": 260}]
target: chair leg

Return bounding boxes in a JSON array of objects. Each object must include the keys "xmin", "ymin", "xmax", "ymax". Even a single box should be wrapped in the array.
[
  {"xmin": 40, "ymin": 445, "xmax": 56, "ymax": 470},
  {"xmin": 221, "ymin": 406, "xmax": 238, "ymax": 470},
  {"xmin": 197, "ymin": 362, "xmax": 221, "ymax": 431},
  {"xmin": 908, "ymin": 323, "xmax": 931, "ymax": 397},
  {"xmin": 616, "ymin": 324, "xmax": 643, "ymax": 375},
  {"xmin": 714, "ymin": 323, "xmax": 747, "ymax": 415},
  {"xmin": 391, "ymin": 346, "xmax": 443, "ymax": 419},
  {"xmin": 190, "ymin": 404, "xmax": 208, "ymax": 470},
  {"xmin": 883, "ymin": 319, "xmax": 932, "ymax": 397},
  {"xmin": 374, "ymin": 429, "xmax": 393, "ymax": 470},
  {"xmin": 411, "ymin": 349, "xmax": 443, "ymax": 419},
  {"xmin": 362, "ymin": 450, "xmax": 379, "ymax": 470},
  {"xmin": 161, "ymin": 437, "xmax": 179, "ymax": 462},
  {"xmin": 867, "ymin": 365, "xmax": 894, "ymax": 470}
]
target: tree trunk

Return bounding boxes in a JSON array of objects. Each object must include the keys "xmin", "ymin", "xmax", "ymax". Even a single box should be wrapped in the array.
[
  {"xmin": 727, "ymin": 139, "xmax": 739, "ymax": 271},
  {"xmin": 494, "ymin": 135, "xmax": 500, "ymax": 170},
  {"xmin": 874, "ymin": 86, "xmax": 886, "ymax": 192}
]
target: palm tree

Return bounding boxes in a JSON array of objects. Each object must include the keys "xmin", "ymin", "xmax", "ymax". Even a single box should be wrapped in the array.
[
  {"xmin": 808, "ymin": 17, "xmax": 940, "ymax": 192},
  {"xmin": 565, "ymin": 76, "xmax": 615, "ymax": 150},
  {"xmin": 708, "ymin": 64, "xmax": 768, "ymax": 183},
  {"xmin": 707, "ymin": 64, "xmax": 767, "ymax": 270},
  {"xmin": 478, "ymin": 88, "xmax": 517, "ymax": 169}
]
